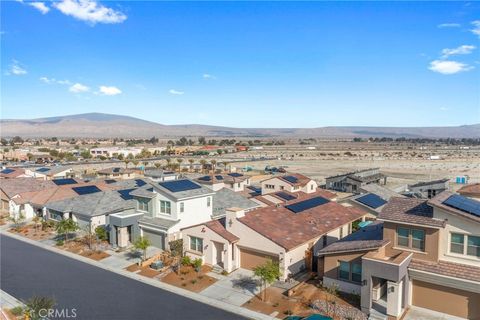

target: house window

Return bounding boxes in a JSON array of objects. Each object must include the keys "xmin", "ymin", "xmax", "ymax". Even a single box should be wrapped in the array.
[
  {"xmin": 397, "ymin": 227, "xmax": 425, "ymax": 252},
  {"xmin": 338, "ymin": 261, "xmax": 350, "ymax": 281},
  {"xmin": 411, "ymin": 229, "xmax": 425, "ymax": 251},
  {"xmin": 207, "ymin": 197, "xmax": 211, "ymax": 207},
  {"xmin": 467, "ymin": 235, "xmax": 480, "ymax": 257},
  {"xmin": 190, "ymin": 236, "xmax": 203, "ymax": 253},
  {"xmin": 265, "ymin": 184, "xmax": 275, "ymax": 189},
  {"xmin": 179, "ymin": 202, "xmax": 184, "ymax": 213},
  {"xmin": 160, "ymin": 201, "xmax": 171, "ymax": 214},
  {"xmin": 450, "ymin": 233, "xmax": 464, "ymax": 254},
  {"xmin": 138, "ymin": 198, "xmax": 149, "ymax": 212},
  {"xmin": 311, "ymin": 184, "xmax": 314, "ymax": 190},
  {"xmin": 397, "ymin": 227, "xmax": 410, "ymax": 247},
  {"xmin": 351, "ymin": 263, "xmax": 362, "ymax": 283},
  {"xmin": 280, "ymin": 186, "xmax": 284, "ymax": 190},
  {"xmin": 322, "ymin": 235, "xmax": 327, "ymax": 247},
  {"xmin": 339, "ymin": 227, "xmax": 343, "ymax": 239}
]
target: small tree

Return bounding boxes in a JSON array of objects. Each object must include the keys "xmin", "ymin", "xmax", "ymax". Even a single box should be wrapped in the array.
[
  {"xmin": 154, "ymin": 162, "xmax": 162, "ymax": 169},
  {"xmin": 253, "ymin": 259, "xmax": 281, "ymax": 301},
  {"xmin": 8, "ymin": 212, "xmax": 25, "ymax": 231},
  {"xmin": 83, "ymin": 226, "xmax": 98, "ymax": 251},
  {"xmin": 95, "ymin": 225, "xmax": 108, "ymax": 241},
  {"xmin": 32, "ymin": 215, "xmax": 42, "ymax": 234},
  {"xmin": 169, "ymin": 239, "xmax": 184, "ymax": 274},
  {"xmin": 24, "ymin": 296, "xmax": 55, "ymax": 320},
  {"xmin": 134, "ymin": 236, "xmax": 151, "ymax": 262},
  {"xmin": 55, "ymin": 218, "xmax": 79, "ymax": 243}
]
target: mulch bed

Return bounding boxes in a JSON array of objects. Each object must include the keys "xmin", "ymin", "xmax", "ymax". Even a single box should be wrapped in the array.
[
  {"xmin": 60, "ymin": 239, "xmax": 110, "ymax": 261},
  {"xmin": 125, "ymin": 263, "xmax": 142, "ymax": 272},
  {"xmin": 137, "ymin": 268, "xmax": 161, "ymax": 278},
  {"xmin": 161, "ymin": 265, "xmax": 216, "ymax": 293},
  {"xmin": 9, "ymin": 225, "xmax": 55, "ymax": 241}
]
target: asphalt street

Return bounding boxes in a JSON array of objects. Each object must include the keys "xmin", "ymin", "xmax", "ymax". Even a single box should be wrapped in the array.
[{"xmin": 0, "ymin": 235, "xmax": 247, "ymax": 320}]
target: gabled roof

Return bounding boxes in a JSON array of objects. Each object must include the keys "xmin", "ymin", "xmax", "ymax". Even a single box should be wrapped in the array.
[
  {"xmin": 34, "ymin": 166, "xmax": 72, "ymax": 176},
  {"xmin": 97, "ymin": 167, "xmax": 136, "ymax": 175},
  {"xmin": 378, "ymin": 197, "xmax": 445, "ymax": 228},
  {"xmin": 457, "ymin": 183, "xmax": 480, "ymax": 198},
  {"xmin": 277, "ymin": 173, "xmax": 312, "ymax": 187},
  {"xmin": 212, "ymin": 188, "xmax": 259, "ymax": 218},
  {"xmin": 428, "ymin": 191, "xmax": 480, "ymax": 224},
  {"xmin": 0, "ymin": 168, "xmax": 26, "ymax": 179},
  {"xmin": 238, "ymin": 194, "xmax": 366, "ymax": 250},
  {"xmin": 408, "ymin": 178, "xmax": 449, "ymax": 188},
  {"xmin": 0, "ymin": 178, "xmax": 56, "ymax": 198}
]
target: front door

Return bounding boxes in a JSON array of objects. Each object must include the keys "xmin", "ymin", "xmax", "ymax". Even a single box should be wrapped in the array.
[{"xmin": 213, "ymin": 242, "xmax": 224, "ymax": 267}]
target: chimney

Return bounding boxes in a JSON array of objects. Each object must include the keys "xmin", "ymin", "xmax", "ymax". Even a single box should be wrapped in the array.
[{"xmin": 225, "ymin": 207, "xmax": 245, "ymax": 231}]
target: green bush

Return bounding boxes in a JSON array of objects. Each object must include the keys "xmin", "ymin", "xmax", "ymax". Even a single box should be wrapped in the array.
[
  {"xmin": 192, "ymin": 258, "xmax": 202, "ymax": 270},
  {"xmin": 95, "ymin": 226, "xmax": 108, "ymax": 241},
  {"xmin": 190, "ymin": 279, "xmax": 197, "ymax": 284},
  {"xmin": 181, "ymin": 256, "xmax": 191, "ymax": 266},
  {"xmin": 10, "ymin": 306, "xmax": 23, "ymax": 316},
  {"xmin": 56, "ymin": 239, "xmax": 64, "ymax": 246}
]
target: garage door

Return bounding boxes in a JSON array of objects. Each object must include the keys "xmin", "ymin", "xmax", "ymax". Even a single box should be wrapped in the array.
[
  {"xmin": 142, "ymin": 229, "xmax": 165, "ymax": 250},
  {"xmin": 412, "ymin": 280, "xmax": 480, "ymax": 319},
  {"xmin": 239, "ymin": 248, "xmax": 278, "ymax": 270}
]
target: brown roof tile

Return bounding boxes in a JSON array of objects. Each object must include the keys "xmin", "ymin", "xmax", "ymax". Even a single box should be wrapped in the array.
[
  {"xmin": 457, "ymin": 183, "xmax": 480, "ymax": 197},
  {"xmin": 409, "ymin": 259, "xmax": 480, "ymax": 283},
  {"xmin": 378, "ymin": 197, "xmax": 445, "ymax": 228},
  {"xmin": 205, "ymin": 219, "xmax": 239, "ymax": 243},
  {"xmin": 278, "ymin": 173, "xmax": 312, "ymax": 187}
]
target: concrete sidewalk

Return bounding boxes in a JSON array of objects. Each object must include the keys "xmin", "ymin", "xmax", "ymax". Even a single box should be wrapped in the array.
[
  {"xmin": 1, "ymin": 230, "xmax": 274, "ymax": 320},
  {"xmin": 0, "ymin": 290, "xmax": 23, "ymax": 310}
]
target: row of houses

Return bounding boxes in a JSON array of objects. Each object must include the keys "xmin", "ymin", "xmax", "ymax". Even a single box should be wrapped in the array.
[{"xmin": 1, "ymin": 169, "xmax": 479, "ymax": 319}]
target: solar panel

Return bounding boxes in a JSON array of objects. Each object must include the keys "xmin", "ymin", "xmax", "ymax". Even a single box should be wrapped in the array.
[
  {"xmin": 276, "ymin": 192, "xmax": 296, "ymax": 201},
  {"xmin": 356, "ymin": 194, "xmax": 387, "ymax": 209},
  {"xmin": 135, "ymin": 179, "xmax": 147, "ymax": 187},
  {"xmin": 113, "ymin": 168, "xmax": 121, "ymax": 173},
  {"xmin": 72, "ymin": 185, "xmax": 102, "ymax": 195},
  {"xmin": 1, "ymin": 168, "xmax": 14, "ymax": 174},
  {"xmin": 105, "ymin": 179, "xmax": 116, "ymax": 184},
  {"xmin": 248, "ymin": 186, "xmax": 261, "ymax": 193},
  {"xmin": 285, "ymin": 196, "xmax": 330, "ymax": 213},
  {"xmin": 159, "ymin": 179, "xmax": 202, "ymax": 192},
  {"xmin": 228, "ymin": 173, "xmax": 243, "ymax": 177},
  {"xmin": 283, "ymin": 175, "xmax": 298, "ymax": 183},
  {"xmin": 118, "ymin": 188, "xmax": 135, "ymax": 200},
  {"xmin": 163, "ymin": 171, "xmax": 174, "ymax": 174},
  {"xmin": 36, "ymin": 167, "xmax": 50, "ymax": 173},
  {"xmin": 444, "ymin": 194, "xmax": 480, "ymax": 217},
  {"xmin": 198, "ymin": 176, "xmax": 211, "ymax": 181},
  {"xmin": 52, "ymin": 178, "xmax": 78, "ymax": 186},
  {"xmin": 215, "ymin": 175, "xmax": 224, "ymax": 180}
]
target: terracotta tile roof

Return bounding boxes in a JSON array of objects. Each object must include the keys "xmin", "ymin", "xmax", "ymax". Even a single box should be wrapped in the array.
[
  {"xmin": 428, "ymin": 191, "xmax": 480, "ymax": 224},
  {"xmin": 409, "ymin": 259, "xmax": 480, "ymax": 283},
  {"xmin": 378, "ymin": 197, "xmax": 445, "ymax": 228},
  {"xmin": 0, "ymin": 168, "xmax": 26, "ymax": 179},
  {"xmin": 205, "ymin": 218, "xmax": 239, "ymax": 243},
  {"xmin": 0, "ymin": 178, "xmax": 56, "ymax": 198},
  {"xmin": 457, "ymin": 183, "xmax": 480, "ymax": 197},
  {"xmin": 238, "ymin": 195, "xmax": 367, "ymax": 250},
  {"xmin": 278, "ymin": 173, "xmax": 312, "ymax": 187}
]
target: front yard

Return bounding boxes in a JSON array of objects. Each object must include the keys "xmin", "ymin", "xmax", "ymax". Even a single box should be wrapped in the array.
[
  {"xmin": 57, "ymin": 238, "xmax": 111, "ymax": 261},
  {"xmin": 8, "ymin": 222, "xmax": 56, "ymax": 241},
  {"xmin": 243, "ymin": 279, "xmax": 366, "ymax": 320},
  {"xmin": 161, "ymin": 265, "xmax": 217, "ymax": 292}
]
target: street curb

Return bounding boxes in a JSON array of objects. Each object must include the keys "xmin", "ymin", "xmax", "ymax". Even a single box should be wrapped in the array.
[{"xmin": 1, "ymin": 231, "xmax": 274, "ymax": 320}]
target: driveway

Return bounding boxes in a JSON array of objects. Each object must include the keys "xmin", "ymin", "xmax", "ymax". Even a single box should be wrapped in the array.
[
  {"xmin": 403, "ymin": 306, "xmax": 465, "ymax": 320},
  {"xmin": 0, "ymin": 235, "xmax": 246, "ymax": 320},
  {"xmin": 200, "ymin": 269, "xmax": 262, "ymax": 306}
]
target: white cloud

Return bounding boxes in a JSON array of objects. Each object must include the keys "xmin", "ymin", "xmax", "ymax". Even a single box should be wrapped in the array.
[
  {"xmin": 69, "ymin": 83, "xmax": 90, "ymax": 93},
  {"xmin": 440, "ymin": 107, "xmax": 448, "ymax": 111},
  {"xmin": 40, "ymin": 76, "xmax": 71, "ymax": 85},
  {"xmin": 441, "ymin": 45, "xmax": 476, "ymax": 58},
  {"xmin": 203, "ymin": 73, "xmax": 216, "ymax": 79},
  {"xmin": 29, "ymin": 2, "xmax": 50, "ymax": 14},
  {"xmin": 6, "ymin": 60, "xmax": 27, "ymax": 76},
  {"xmin": 437, "ymin": 23, "xmax": 460, "ymax": 28},
  {"xmin": 169, "ymin": 89, "xmax": 184, "ymax": 95},
  {"xmin": 429, "ymin": 60, "xmax": 474, "ymax": 75},
  {"xmin": 53, "ymin": 0, "xmax": 127, "ymax": 25},
  {"xmin": 471, "ymin": 20, "xmax": 480, "ymax": 38},
  {"xmin": 99, "ymin": 85, "xmax": 122, "ymax": 96}
]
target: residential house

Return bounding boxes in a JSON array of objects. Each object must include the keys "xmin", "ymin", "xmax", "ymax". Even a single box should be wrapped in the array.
[
  {"xmin": 25, "ymin": 166, "xmax": 73, "ymax": 180},
  {"xmin": 457, "ymin": 183, "xmax": 480, "ymax": 200},
  {"xmin": 318, "ymin": 193, "xmax": 480, "ymax": 320},
  {"xmin": 196, "ymin": 173, "xmax": 251, "ymax": 192},
  {"xmin": 325, "ymin": 168, "xmax": 387, "ymax": 193},
  {"xmin": 96, "ymin": 167, "xmax": 141, "ymax": 180},
  {"xmin": 181, "ymin": 193, "xmax": 367, "ymax": 277},
  {"xmin": 405, "ymin": 178, "xmax": 449, "ymax": 199},
  {"xmin": 144, "ymin": 169, "xmax": 179, "ymax": 182},
  {"xmin": 261, "ymin": 173, "xmax": 318, "ymax": 195},
  {"xmin": 0, "ymin": 168, "xmax": 30, "ymax": 179}
]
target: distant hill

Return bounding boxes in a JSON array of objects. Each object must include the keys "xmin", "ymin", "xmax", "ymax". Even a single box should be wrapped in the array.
[{"xmin": 1, "ymin": 113, "xmax": 479, "ymax": 138}]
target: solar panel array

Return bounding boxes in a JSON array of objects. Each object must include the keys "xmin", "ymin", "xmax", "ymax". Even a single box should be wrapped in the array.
[
  {"xmin": 1, "ymin": 168, "xmax": 14, "ymax": 174},
  {"xmin": 52, "ymin": 178, "xmax": 78, "ymax": 186},
  {"xmin": 118, "ymin": 188, "xmax": 135, "ymax": 200},
  {"xmin": 356, "ymin": 193, "xmax": 387, "ymax": 209},
  {"xmin": 36, "ymin": 167, "xmax": 50, "ymax": 173},
  {"xmin": 248, "ymin": 186, "xmax": 262, "ymax": 195},
  {"xmin": 443, "ymin": 195, "xmax": 480, "ymax": 217},
  {"xmin": 72, "ymin": 185, "xmax": 102, "ymax": 195},
  {"xmin": 198, "ymin": 176, "xmax": 211, "ymax": 181},
  {"xmin": 215, "ymin": 175, "xmax": 224, "ymax": 180},
  {"xmin": 283, "ymin": 175, "xmax": 298, "ymax": 183},
  {"xmin": 228, "ymin": 173, "xmax": 243, "ymax": 177},
  {"xmin": 113, "ymin": 168, "xmax": 121, "ymax": 173},
  {"xmin": 159, "ymin": 179, "xmax": 202, "ymax": 193},
  {"xmin": 276, "ymin": 192, "xmax": 296, "ymax": 201},
  {"xmin": 105, "ymin": 179, "xmax": 116, "ymax": 184},
  {"xmin": 135, "ymin": 179, "xmax": 147, "ymax": 187},
  {"xmin": 285, "ymin": 196, "xmax": 330, "ymax": 213}
]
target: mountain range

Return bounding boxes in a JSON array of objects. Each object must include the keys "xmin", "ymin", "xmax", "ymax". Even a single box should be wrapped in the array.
[{"xmin": 1, "ymin": 113, "xmax": 479, "ymax": 139}]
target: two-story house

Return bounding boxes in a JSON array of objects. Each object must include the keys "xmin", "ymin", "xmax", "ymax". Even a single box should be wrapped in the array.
[
  {"xmin": 317, "ymin": 193, "xmax": 480, "ymax": 320},
  {"xmin": 196, "ymin": 173, "xmax": 251, "ymax": 192},
  {"xmin": 261, "ymin": 173, "xmax": 318, "ymax": 195}
]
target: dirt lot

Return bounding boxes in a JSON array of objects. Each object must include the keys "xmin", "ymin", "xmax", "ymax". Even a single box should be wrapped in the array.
[
  {"xmin": 8, "ymin": 224, "xmax": 55, "ymax": 241},
  {"xmin": 161, "ymin": 265, "xmax": 217, "ymax": 293}
]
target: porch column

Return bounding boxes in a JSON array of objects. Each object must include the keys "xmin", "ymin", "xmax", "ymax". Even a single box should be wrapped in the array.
[
  {"xmin": 360, "ymin": 276, "xmax": 373, "ymax": 314},
  {"xmin": 386, "ymin": 280, "xmax": 403, "ymax": 318}
]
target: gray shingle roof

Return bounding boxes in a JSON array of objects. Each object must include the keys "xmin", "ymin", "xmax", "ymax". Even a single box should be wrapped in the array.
[
  {"xmin": 359, "ymin": 184, "xmax": 404, "ymax": 201},
  {"xmin": 318, "ymin": 221, "xmax": 388, "ymax": 255},
  {"xmin": 138, "ymin": 216, "xmax": 179, "ymax": 230},
  {"xmin": 46, "ymin": 190, "xmax": 136, "ymax": 217},
  {"xmin": 212, "ymin": 188, "xmax": 260, "ymax": 218}
]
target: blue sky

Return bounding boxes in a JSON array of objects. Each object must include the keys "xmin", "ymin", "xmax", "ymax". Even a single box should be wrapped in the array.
[{"xmin": 1, "ymin": 1, "xmax": 479, "ymax": 127}]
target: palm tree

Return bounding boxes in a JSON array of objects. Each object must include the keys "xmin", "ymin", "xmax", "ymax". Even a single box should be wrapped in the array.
[
  {"xmin": 132, "ymin": 160, "xmax": 139, "ymax": 168},
  {"xmin": 124, "ymin": 159, "xmax": 130, "ymax": 169},
  {"xmin": 166, "ymin": 158, "xmax": 172, "ymax": 170},
  {"xmin": 199, "ymin": 159, "xmax": 207, "ymax": 173},
  {"xmin": 154, "ymin": 162, "xmax": 162, "ymax": 169},
  {"xmin": 176, "ymin": 158, "xmax": 183, "ymax": 172},
  {"xmin": 188, "ymin": 159, "xmax": 194, "ymax": 172},
  {"xmin": 222, "ymin": 161, "xmax": 230, "ymax": 173},
  {"xmin": 210, "ymin": 159, "xmax": 217, "ymax": 173}
]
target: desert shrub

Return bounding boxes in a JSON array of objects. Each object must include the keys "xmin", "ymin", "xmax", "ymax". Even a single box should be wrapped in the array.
[
  {"xmin": 190, "ymin": 279, "xmax": 197, "ymax": 284},
  {"xmin": 181, "ymin": 256, "xmax": 191, "ymax": 266},
  {"xmin": 56, "ymin": 239, "xmax": 64, "ymax": 246},
  {"xmin": 192, "ymin": 258, "xmax": 202, "ymax": 270},
  {"xmin": 10, "ymin": 306, "xmax": 23, "ymax": 316},
  {"xmin": 95, "ymin": 226, "xmax": 108, "ymax": 241}
]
